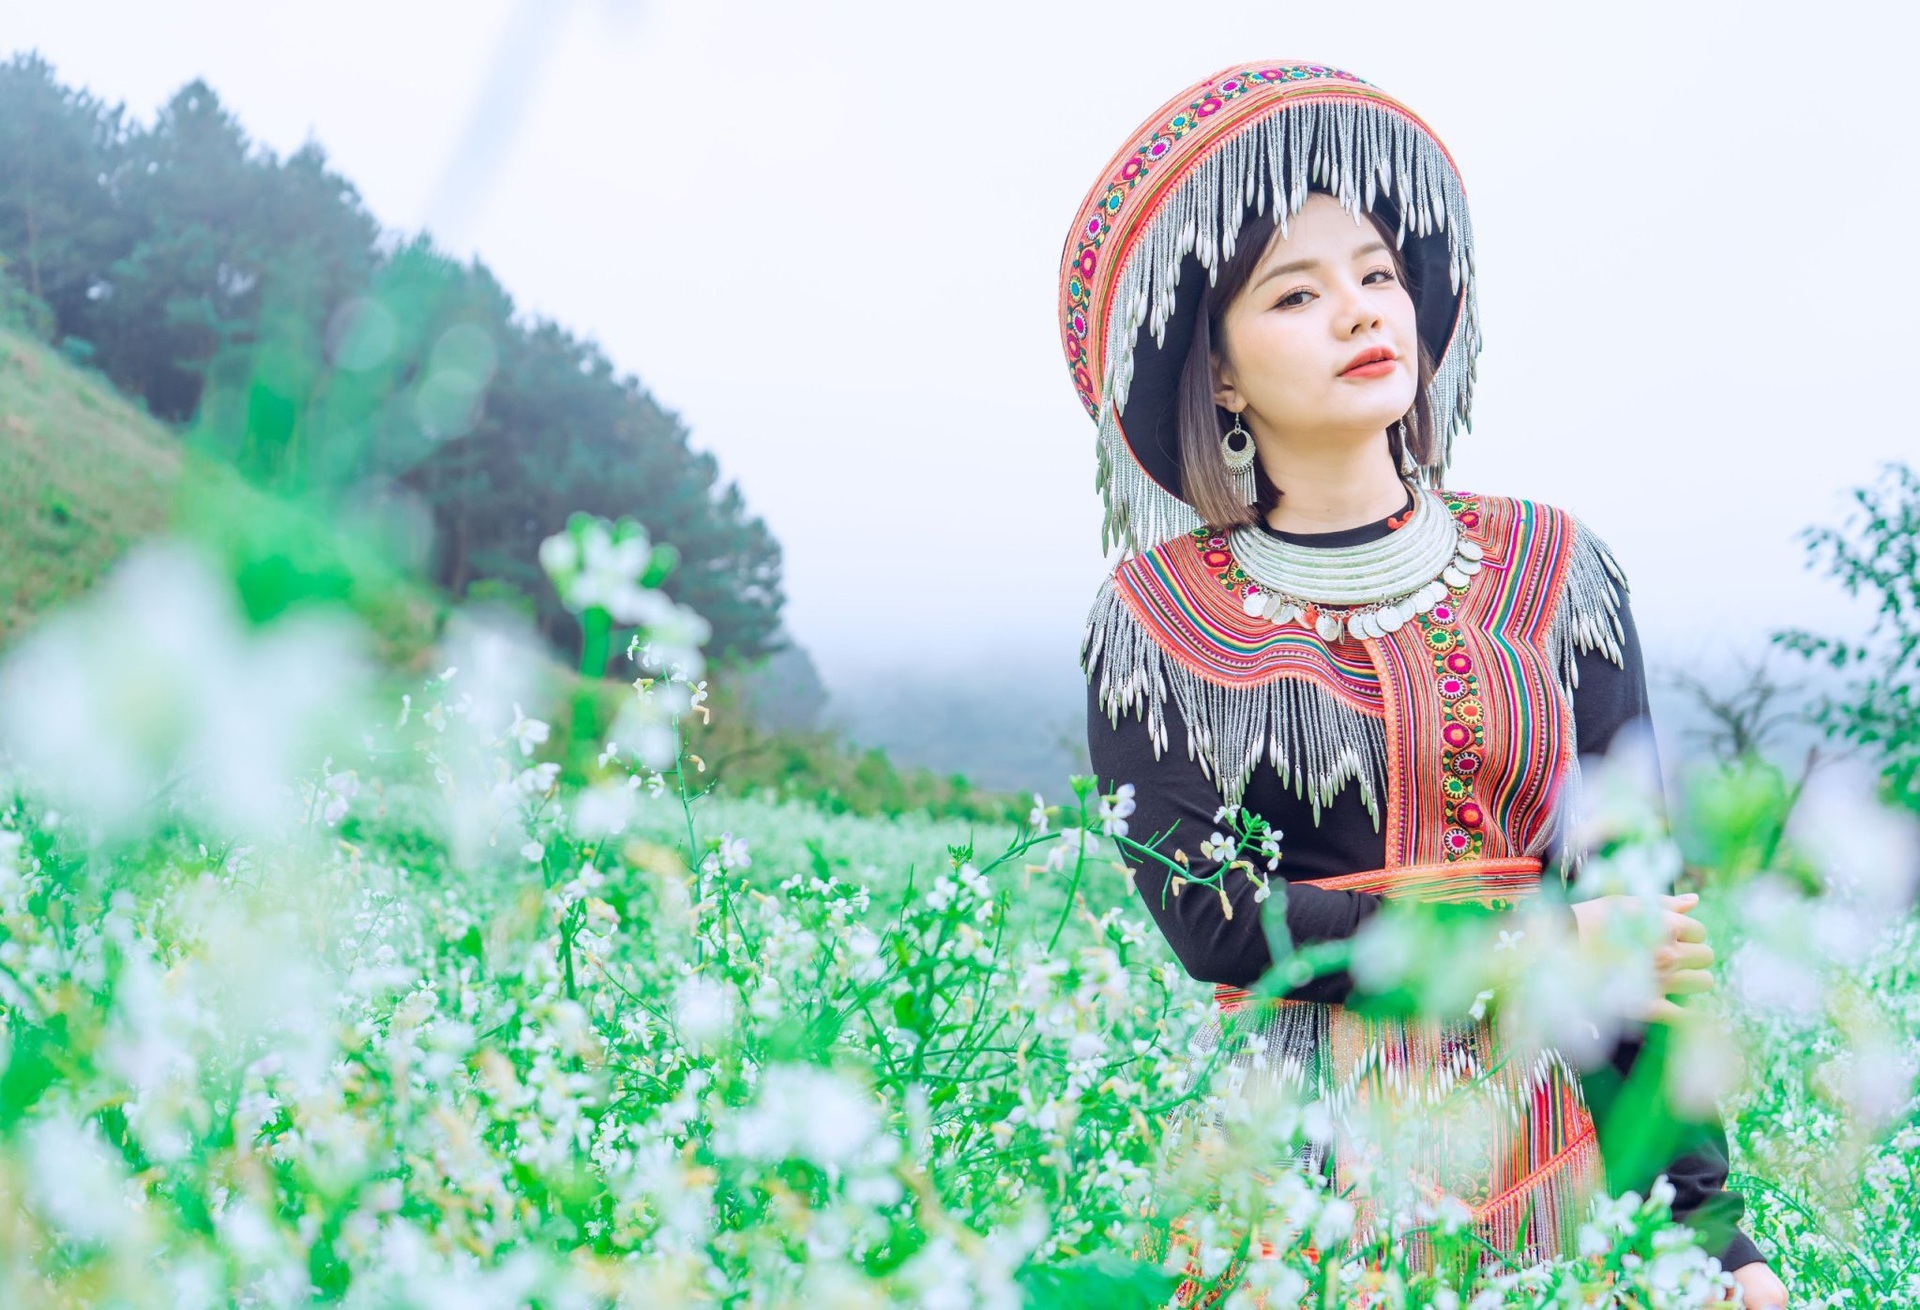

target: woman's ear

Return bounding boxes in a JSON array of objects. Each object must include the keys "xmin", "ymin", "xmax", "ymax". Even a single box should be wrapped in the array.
[{"xmin": 1211, "ymin": 356, "xmax": 1241, "ymax": 413}]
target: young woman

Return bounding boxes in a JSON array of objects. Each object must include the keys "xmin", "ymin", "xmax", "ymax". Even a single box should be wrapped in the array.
[{"xmin": 1061, "ymin": 63, "xmax": 1786, "ymax": 1305}]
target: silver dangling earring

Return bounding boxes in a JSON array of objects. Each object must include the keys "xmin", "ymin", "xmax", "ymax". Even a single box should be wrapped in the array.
[
  {"xmin": 1396, "ymin": 416, "xmax": 1420, "ymax": 478},
  {"xmin": 1221, "ymin": 409, "xmax": 1258, "ymax": 506}
]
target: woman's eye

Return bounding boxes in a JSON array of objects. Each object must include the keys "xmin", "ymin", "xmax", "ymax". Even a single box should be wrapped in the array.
[{"xmin": 1276, "ymin": 270, "xmax": 1395, "ymax": 309}]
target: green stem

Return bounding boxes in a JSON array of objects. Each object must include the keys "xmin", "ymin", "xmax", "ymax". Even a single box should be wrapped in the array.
[
  {"xmin": 578, "ymin": 606, "xmax": 611, "ymax": 679},
  {"xmin": 1046, "ymin": 798, "xmax": 1092, "ymax": 954}
]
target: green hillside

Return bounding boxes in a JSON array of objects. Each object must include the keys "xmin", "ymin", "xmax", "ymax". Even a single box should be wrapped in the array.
[
  {"xmin": 0, "ymin": 324, "xmax": 442, "ymax": 664},
  {"xmin": 0, "ymin": 327, "xmax": 183, "ymax": 637}
]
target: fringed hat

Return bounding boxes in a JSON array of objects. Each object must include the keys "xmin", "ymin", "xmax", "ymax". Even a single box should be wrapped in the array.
[{"xmin": 1057, "ymin": 62, "xmax": 1480, "ymax": 555}]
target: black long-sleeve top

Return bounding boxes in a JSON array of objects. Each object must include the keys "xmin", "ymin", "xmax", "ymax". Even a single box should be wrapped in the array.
[{"xmin": 1086, "ymin": 504, "xmax": 1765, "ymax": 1273}]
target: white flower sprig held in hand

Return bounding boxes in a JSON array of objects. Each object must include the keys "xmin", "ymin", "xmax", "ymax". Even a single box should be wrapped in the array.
[{"xmin": 1100, "ymin": 794, "xmax": 1284, "ymax": 922}]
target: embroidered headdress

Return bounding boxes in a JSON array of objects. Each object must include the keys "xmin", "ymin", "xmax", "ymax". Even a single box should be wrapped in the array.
[{"xmin": 1057, "ymin": 61, "xmax": 1479, "ymax": 555}]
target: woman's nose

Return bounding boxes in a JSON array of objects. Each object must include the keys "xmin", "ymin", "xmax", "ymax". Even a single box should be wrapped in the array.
[{"xmin": 1333, "ymin": 283, "xmax": 1381, "ymax": 331}]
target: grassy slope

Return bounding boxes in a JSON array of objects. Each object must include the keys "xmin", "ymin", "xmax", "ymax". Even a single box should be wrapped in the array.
[
  {"xmin": 0, "ymin": 328, "xmax": 186, "ymax": 641},
  {"xmin": 0, "ymin": 325, "xmax": 447, "ymax": 667}
]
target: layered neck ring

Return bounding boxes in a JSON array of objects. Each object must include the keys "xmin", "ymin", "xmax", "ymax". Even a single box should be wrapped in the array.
[{"xmin": 1229, "ymin": 488, "xmax": 1484, "ymax": 643}]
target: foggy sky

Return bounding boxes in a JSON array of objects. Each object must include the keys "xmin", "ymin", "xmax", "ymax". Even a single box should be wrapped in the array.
[{"xmin": 9, "ymin": 0, "xmax": 1915, "ymax": 699}]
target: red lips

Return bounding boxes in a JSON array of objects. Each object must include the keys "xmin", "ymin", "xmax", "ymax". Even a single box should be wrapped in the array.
[{"xmin": 1340, "ymin": 345, "xmax": 1397, "ymax": 375}]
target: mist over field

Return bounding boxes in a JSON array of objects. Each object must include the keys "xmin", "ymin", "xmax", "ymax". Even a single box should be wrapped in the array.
[{"xmin": 817, "ymin": 644, "xmax": 1842, "ymax": 802}]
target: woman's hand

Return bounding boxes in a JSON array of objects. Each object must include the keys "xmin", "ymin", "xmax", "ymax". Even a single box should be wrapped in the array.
[
  {"xmin": 1570, "ymin": 891, "xmax": 1716, "ymax": 1023},
  {"xmin": 1715, "ymin": 1260, "xmax": 1788, "ymax": 1307}
]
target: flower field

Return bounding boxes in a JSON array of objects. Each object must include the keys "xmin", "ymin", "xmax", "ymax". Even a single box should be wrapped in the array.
[{"xmin": 0, "ymin": 517, "xmax": 1915, "ymax": 1308}]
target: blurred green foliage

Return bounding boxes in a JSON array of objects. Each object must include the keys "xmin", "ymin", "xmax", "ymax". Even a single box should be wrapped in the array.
[{"xmin": 0, "ymin": 51, "xmax": 783, "ymax": 667}]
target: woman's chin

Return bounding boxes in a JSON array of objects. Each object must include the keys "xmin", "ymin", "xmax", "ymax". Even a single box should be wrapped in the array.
[
  {"xmin": 1287, "ymin": 411, "xmax": 1415, "ymax": 442},
  {"xmin": 1258, "ymin": 393, "xmax": 1419, "ymax": 442}
]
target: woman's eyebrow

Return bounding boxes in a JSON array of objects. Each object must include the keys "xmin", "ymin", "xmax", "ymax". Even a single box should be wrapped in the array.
[{"xmin": 1252, "ymin": 240, "xmax": 1392, "ymax": 289}]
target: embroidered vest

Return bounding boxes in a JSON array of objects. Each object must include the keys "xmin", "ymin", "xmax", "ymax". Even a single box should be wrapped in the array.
[
  {"xmin": 1083, "ymin": 490, "xmax": 1628, "ymax": 864},
  {"xmin": 1085, "ymin": 490, "xmax": 1632, "ymax": 1271}
]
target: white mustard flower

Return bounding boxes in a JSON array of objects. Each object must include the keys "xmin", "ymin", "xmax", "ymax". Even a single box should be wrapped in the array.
[
  {"xmin": 507, "ymin": 703, "xmax": 551, "ymax": 758},
  {"xmin": 1096, "ymin": 784, "xmax": 1136, "ymax": 838}
]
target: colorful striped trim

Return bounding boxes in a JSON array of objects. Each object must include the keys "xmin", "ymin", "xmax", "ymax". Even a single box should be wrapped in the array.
[
  {"xmin": 1112, "ymin": 530, "xmax": 1383, "ymax": 712},
  {"xmin": 1211, "ymin": 856, "xmax": 1544, "ymax": 1013},
  {"xmin": 1084, "ymin": 491, "xmax": 1630, "ymax": 854}
]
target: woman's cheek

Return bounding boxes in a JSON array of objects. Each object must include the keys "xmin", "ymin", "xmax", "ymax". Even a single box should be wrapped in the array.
[{"xmin": 1248, "ymin": 324, "xmax": 1311, "ymax": 395}]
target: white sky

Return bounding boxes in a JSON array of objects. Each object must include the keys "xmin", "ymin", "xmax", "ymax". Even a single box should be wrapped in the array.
[{"xmin": 8, "ymin": 0, "xmax": 1915, "ymax": 699}]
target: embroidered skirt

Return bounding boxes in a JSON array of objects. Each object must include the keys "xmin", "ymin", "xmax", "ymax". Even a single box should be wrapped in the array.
[{"xmin": 1156, "ymin": 858, "xmax": 1604, "ymax": 1305}]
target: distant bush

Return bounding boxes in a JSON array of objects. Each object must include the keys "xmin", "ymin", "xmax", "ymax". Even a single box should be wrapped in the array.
[
  {"xmin": 547, "ymin": 670, "xmax": 1021, "ymax": 824},
  {"xmin": 0, "ymin": 263, "xmax": 52, "ymax": 341},
  {"xmin": 1777, "ymin": 461, "xmax": 1920, "ymax": 812}
]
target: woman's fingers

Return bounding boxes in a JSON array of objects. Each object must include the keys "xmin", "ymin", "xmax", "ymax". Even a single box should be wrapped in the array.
[
  {"xmin": 1657, "ymin": 940, "xmax": 1716, "ymax": 971},
  {"xmin": 1596, "ymin": 899, "xmax": 1719, "ymax": 1005},
  {"xmin": 1662, "ymin": 968, "xmax": 1715, "ymax": 996},
  {"xmin": 1643, "ymin": 996, "xmax": 1689, "ymax": 1023},
  {"xmin": 1666, "ymin": 909, "xmax": 1708, "ymax": 944},
  {"xmin": 1641, "ymin": 902, "xmax": 1722, "ymax": 1011}
]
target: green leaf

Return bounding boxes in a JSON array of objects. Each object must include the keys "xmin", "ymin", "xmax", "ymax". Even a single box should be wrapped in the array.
[{"xmin": 1015, "ymin": 1251, "xmax": 1181, "ymax": 1308}]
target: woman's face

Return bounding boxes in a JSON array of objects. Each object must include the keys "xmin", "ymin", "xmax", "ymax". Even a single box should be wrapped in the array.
[{"xmin": 1212, "ymin": 190, "xmax": 1420, "ymax": 455}]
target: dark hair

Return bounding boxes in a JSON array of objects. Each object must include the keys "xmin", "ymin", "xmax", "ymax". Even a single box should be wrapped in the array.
[{"xmin": 1174, "ymin": 190, "xmax": 1438, "ymax": 527}]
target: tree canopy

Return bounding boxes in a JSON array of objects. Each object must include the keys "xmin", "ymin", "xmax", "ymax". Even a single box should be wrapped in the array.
[{"xmin": 0, "ymin": 51, "xmax": 783, "ymax": 665}]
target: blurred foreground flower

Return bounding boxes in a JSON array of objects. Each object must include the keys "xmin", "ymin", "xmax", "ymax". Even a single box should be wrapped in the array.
[
  {"xmin": 1720, "ymin": 761, "xmax": 1920, "ymax": 1167},
  {"xmin": 1787, "ymin": 763, "xmax": 1920, "ymax": 920},
  {"xmin": 0, "ymin": 539, "xmax": 373, "ymax": 841},
  {"xmin": 400, "ymin": 612, "xmax": 559, "ymax": 872},
  {"xmin": 539, "ymin": 512, "xmax": 710, "ymax": 679},
  {"xmin": 719, "ymin": 1064, "xmax": 897, "ymax": 1173}
]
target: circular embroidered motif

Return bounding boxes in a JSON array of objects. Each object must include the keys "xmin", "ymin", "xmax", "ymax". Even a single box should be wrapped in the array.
[{"xmin": 1441, "ymin": 722, "xmax": 1474, "ymax": 752}]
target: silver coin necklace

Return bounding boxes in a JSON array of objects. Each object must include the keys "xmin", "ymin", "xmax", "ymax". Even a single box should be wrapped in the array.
[{"xmin": 1228, "ymin": 486, "xmax": 1484, "ymax": 643}]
